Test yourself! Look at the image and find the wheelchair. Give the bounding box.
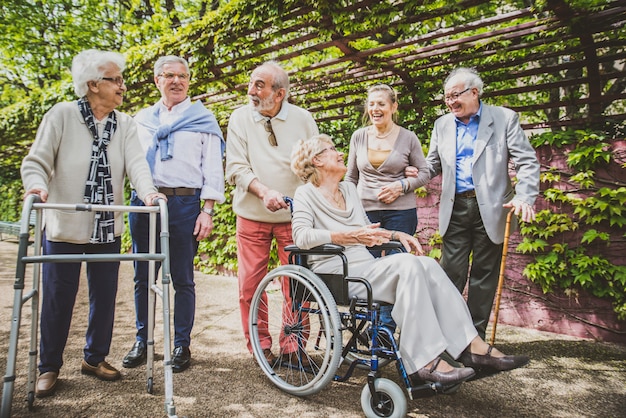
[249,242,463,418]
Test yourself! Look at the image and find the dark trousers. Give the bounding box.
[39,237,121,373]
[129,190,200,348]
[365,208,418,330]
[440,196,503,339]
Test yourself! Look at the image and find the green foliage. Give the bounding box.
[521,129,626,319]
[0,0,625,321]
[427,231,442,260]
[195,185,238,275]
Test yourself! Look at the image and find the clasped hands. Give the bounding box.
[354,224,424,255]
[377,182,403,204]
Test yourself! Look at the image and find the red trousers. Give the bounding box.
[236,216,295,353]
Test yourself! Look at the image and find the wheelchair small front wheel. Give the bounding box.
[360,378,407,418]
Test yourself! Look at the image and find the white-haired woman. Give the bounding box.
[21,49,164,398]
[290,134,529,387]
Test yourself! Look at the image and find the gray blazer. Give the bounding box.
[425,104,540,244]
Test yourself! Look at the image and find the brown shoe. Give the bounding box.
[262,348,277,364]
[279,349,311,368]
[35,371,58,398]
[81,360,121,381]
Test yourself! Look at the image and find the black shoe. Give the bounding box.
[360,326,395,349]
[122,340,146,368]
[459,346,530,372]
[171,346,191,373]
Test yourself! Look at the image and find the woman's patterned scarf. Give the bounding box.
[78,97,117,244]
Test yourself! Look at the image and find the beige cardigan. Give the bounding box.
[21,101,157,244]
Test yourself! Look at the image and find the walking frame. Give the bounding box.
[1,194,178,418]
[489,208,515,346]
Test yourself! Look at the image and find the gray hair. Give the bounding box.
[256,60,290,100]
[290,134,334,186]
[153,55,190,77]
[71,49,126,98]
[444,67,484,97]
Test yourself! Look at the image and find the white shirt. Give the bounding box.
[135,97,225,203]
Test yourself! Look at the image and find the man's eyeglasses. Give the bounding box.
[249,80,265,91]
[265,119,277,147]
[101,77,125,87]
[158,72,190,81]
[444,87,471,102]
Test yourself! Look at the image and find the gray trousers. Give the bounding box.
[440,195,504,339]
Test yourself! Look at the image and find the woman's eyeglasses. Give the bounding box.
[316,146,337,156]
[101,77,125,87]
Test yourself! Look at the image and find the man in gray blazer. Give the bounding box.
[425,67,540,339]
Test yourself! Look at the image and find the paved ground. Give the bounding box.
[0,239,624,417]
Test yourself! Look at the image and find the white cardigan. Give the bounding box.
[21,101,156,244]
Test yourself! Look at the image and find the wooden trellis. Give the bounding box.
[179,0,626,134]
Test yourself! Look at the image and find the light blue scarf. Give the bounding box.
[136,101,224,173]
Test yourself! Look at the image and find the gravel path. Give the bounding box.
[0,240,624,417]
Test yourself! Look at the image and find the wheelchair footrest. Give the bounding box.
[410,381,460,399]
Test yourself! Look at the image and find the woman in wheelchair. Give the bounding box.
[289,134,529,387]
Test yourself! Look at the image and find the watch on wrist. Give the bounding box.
[202,207,215,216]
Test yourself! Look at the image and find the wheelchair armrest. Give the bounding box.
[285,243,346,255]
[367,240,404,252]
[286,244,349,288]
[345,276,373,310]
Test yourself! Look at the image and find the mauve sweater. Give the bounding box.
[345,126,430,211]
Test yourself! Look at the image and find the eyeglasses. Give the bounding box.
[265,119,277,146]
[249,80,265,91]
[158,72,190,81]
[444,87,471,102]
[101,77,125,87]
[316,146,337,156]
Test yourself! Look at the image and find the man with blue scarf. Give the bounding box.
[123,56,225,372]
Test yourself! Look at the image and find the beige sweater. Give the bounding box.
[226,102,318,223]
[21,101,157,244]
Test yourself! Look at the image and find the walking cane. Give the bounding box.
[489,208,515,346]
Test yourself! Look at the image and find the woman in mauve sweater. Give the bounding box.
[345,84,430,241]
[345,84,431,330]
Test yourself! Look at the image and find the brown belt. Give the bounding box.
[158,187,197,196]
[456,190,476,198]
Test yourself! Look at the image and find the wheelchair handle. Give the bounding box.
[283,196,293,212]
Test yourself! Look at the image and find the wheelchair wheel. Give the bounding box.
[249,265,342,397]
[360,378,407,418]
